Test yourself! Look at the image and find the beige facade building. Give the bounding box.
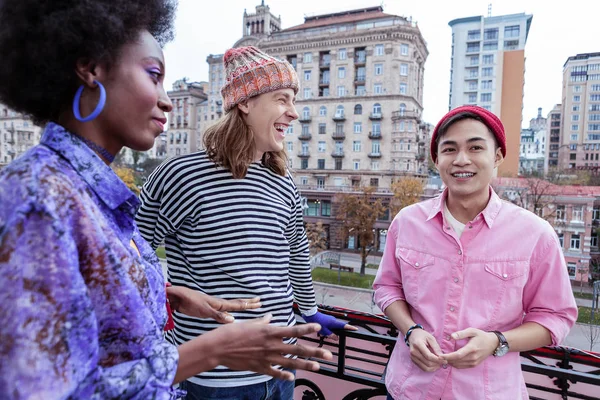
[0,104,41,165]
[558,52,600,171]
[217,4,430,191]
[165,79,208,158]
[448,13,533,176]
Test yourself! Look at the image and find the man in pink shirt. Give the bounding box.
[373,105,578,400]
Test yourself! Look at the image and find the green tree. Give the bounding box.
[336,186,385,275]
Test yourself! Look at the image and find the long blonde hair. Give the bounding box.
[203,107,288,179]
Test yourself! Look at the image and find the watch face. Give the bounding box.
[495,344,509,357]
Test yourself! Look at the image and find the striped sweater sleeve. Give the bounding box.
[286,179,317,314]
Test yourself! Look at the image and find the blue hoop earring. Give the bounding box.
[72,80,106,122]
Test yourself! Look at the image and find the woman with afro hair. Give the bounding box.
[0,1,331,399]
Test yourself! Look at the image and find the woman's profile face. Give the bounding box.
[98,30,173,152]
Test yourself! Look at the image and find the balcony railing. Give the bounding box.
[331,151,345,158]
[354,75,366,84]
[391,110,421,120]
[332,132,346,140]
[298,152,310,158]
[369,112,382,120]
[299,116,312,123]
[368,152,382,158]
[293,305,600,400]
[298,134,312,141]
[332,114,346,122]
[368,132,382,140]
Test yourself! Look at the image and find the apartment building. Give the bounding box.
[519,107,546,175]
[0,104,41,164]
[558,52,600,171]
[165,79,208,158]
[546,104,562,173]
[448,13,533,176]
[495,177,600,285]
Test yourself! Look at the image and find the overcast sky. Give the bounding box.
[163,0,600,127]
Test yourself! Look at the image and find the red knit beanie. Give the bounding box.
[221,46,299,112]
[430,105,506,162]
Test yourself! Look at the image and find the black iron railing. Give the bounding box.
[294,305,600,400]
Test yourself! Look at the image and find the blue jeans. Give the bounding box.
[180,375,295,400]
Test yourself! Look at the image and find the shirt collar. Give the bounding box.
[40,122,139,211]
[426,186,502,228]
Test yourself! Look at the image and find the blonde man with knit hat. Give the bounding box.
[136,46,355,400]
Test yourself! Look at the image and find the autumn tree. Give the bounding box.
[495,176,557,221]
[336,186,386,275]
[390,177,425,217]
[113,166,139,195]
[305,222,327,257]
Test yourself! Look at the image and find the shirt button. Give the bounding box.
[446,226,451,230]
[446,334,451,340]
[469,225,473,229]
[454,277,459,283]
[502,273,508,278]
[458,250,462,255]
[450,306,455,312]
[442,364,448,369]
[415,262,420,267]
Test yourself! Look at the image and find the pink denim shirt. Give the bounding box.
[373,188,577,400]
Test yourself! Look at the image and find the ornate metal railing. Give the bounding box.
[294,305,600,400]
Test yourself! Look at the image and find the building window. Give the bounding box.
[337,86,345,97]
[354,104,362,115]
[482,67,493,77]
[372,141,381,154]
[338,48,346,60]
[482,54,494,65]
[504,25,520,38]
[467,43,480,53]
[301,159,308,169]
[592,235,598,248]
[303,52,312,63]
[374,64,383,75]
[504,40,519,50]
[484,28,498,40]
[400,63,408,76]
[400,83,407,94]
[286,141,293,152]
[556,205,565,220]
[573,206,584,221]
[317,159,325,169]
[593,207,600,220]
[353,160,360,170]
[470,56,479,66]
[573,95,581,102]
[467,30,480,40]
[480,93,491,102]
[304,70,311,81]
[318,141,326,153]
[570,234,581,250]
[374,84,383,94]
[483,42,498,51]
[573,105,580,112]
[567,262,576,279]
[481,80,492,90]
[375,44,384,56]
[558,233,564,248]
[371,161,380,171]
[335,105,344,117]
[302,124,310,135]
[300,176,308,185]
[571,134,578,141]
[303,88,311,99]
[338,67,346,79]
[319,106,327,116]
[354,122,362,133]
[373,103,382,115]
[318,123,326,134]
[400,43,409,55]
[356,85,366,96]
[353,140,361,152]
[468,93,477,103]
[321,201,331,216]
[572,124,579,131]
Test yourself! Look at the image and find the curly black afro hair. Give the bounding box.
[0,0,178,125]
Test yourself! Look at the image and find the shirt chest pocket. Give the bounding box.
[475,261,529,322]
[396,248,436,305]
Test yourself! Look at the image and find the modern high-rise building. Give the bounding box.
[546,104,562,173]
[558,52,600,171]
[448,13,533,176]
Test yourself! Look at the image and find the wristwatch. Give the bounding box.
[491,331,509,357]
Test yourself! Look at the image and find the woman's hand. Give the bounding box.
[167,285,261,323]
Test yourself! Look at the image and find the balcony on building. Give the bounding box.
[292,306,600,400]
[368,131,382,140]
[354,50,366,66]
[354,75,366,85]
[332,113,346,122]
[298,115,312,123]
[298,133,312,141]
[331,151,345,158]
[368,152,382,158]
[298,151,310,158]
[332,131,346,140]
[319,77,330,87]
[391,110,421,120]
[319,58,331,69]
[369,112,383,121]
